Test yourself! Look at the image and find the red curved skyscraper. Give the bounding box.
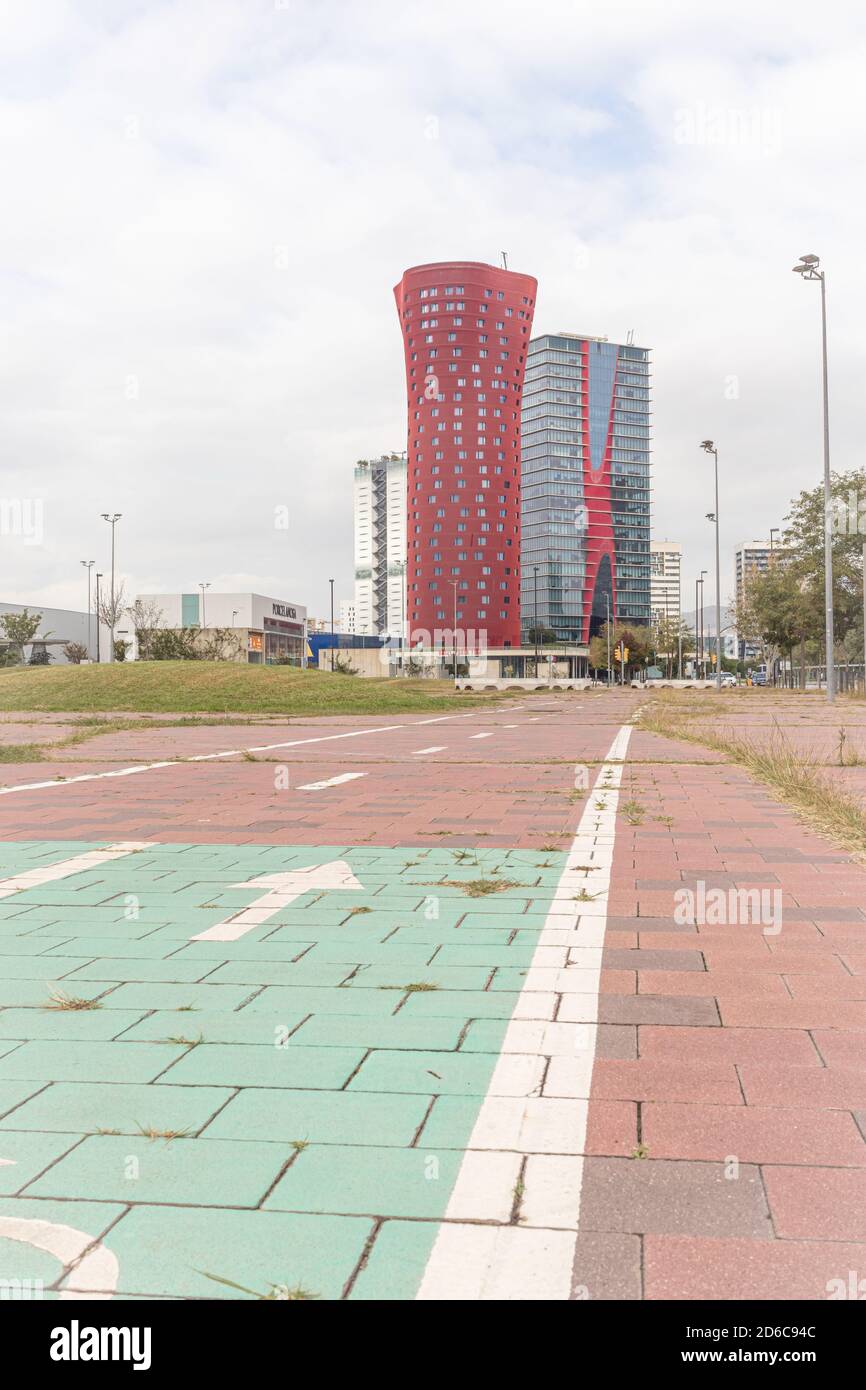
[394,261,537,650]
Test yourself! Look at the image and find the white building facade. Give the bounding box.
[135,592,307,665]
[353,454,407,639]
[650,541,682,628]
[0,601,111,663]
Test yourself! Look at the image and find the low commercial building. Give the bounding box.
[135,592,307,665]
[0,601,110,663]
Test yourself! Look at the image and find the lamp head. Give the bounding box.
[700,439,715,454]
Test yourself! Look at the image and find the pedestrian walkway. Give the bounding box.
[0,692,863,1299]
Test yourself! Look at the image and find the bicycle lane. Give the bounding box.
[0,702,639,1299]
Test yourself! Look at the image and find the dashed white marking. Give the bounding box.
[0,842,154,900]
[0,711,501,797]
[296,772,365,790]
[416,722,632,1301]
[191,861,363,942]
[413,746,447,755]
[469,732,494,740]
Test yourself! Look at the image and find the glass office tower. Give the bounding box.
[520,333,651,643]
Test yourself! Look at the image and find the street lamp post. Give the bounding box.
[329,579,335,672]
[95,573,103,662]
[700,441,723,692]
[793,254,834,703]
[533,564,540,675]
[677,564,683,678]
[101,514,122,662]
[80,560,95,660]
[450,579,458,686]
[604,591,612,685]
[699,571,707,678]
[199,582,211,630]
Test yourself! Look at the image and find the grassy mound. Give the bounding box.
[0,662,507,716]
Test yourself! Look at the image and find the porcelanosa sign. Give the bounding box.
[272,602,297,619]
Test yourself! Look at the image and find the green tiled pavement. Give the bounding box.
[0,839,566,1299]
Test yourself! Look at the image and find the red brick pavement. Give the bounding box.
[2,689,866,1299]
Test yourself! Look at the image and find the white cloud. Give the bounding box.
[1,0,865,619]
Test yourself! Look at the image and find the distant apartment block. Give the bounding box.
[353,454,407,638]
[735,540,774,612]
[650,541,681,628]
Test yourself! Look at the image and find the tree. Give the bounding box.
[0,609,43,662]
[589,622,652,678]
[63,642,88,664]
[653,616,694,677]
[525,625,557,645]
[781,469,866,661]
[125,598,164,660]
[96,582,127,647]
[736,562,819,690]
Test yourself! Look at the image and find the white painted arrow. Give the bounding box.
[189,860,364,943]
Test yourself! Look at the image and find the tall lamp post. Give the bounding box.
[793,253,834,702]
[198,582,211,629]
[329,579,335,672]
[95,573,103,662]
[80,560,95,660]
[533,564,540,674]
[101,513,121,662]
[450,579,459,686]
[700,440,723,691]
[604,591,612,685]
[698,571,707,678]
[677,564,683,678]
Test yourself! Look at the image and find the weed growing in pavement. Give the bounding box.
[44,991,101,1011]
[135,1124,194,1142]
[573,889,599,902]
[631,1143,650,1159]
[199,1272,320,1300]
[639,696,866,862]
[380,981,440,993]
[434,878,525,897]
[0,744,45,762]
[621,799,646,825]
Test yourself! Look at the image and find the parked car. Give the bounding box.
[720,672,737,687]
[752,670,767,686]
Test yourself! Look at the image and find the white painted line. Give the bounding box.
[0,842,154,900]
[413,746,447,755]
[0,702,532,799]
[297,772,365,790]
[0,724,405,797]
[191,860,363,942]
[416,722,631,1301]
[469,732,494,740]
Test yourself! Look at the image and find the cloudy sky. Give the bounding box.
[2,0,865,620]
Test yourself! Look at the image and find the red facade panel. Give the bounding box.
[394,260,537,650]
